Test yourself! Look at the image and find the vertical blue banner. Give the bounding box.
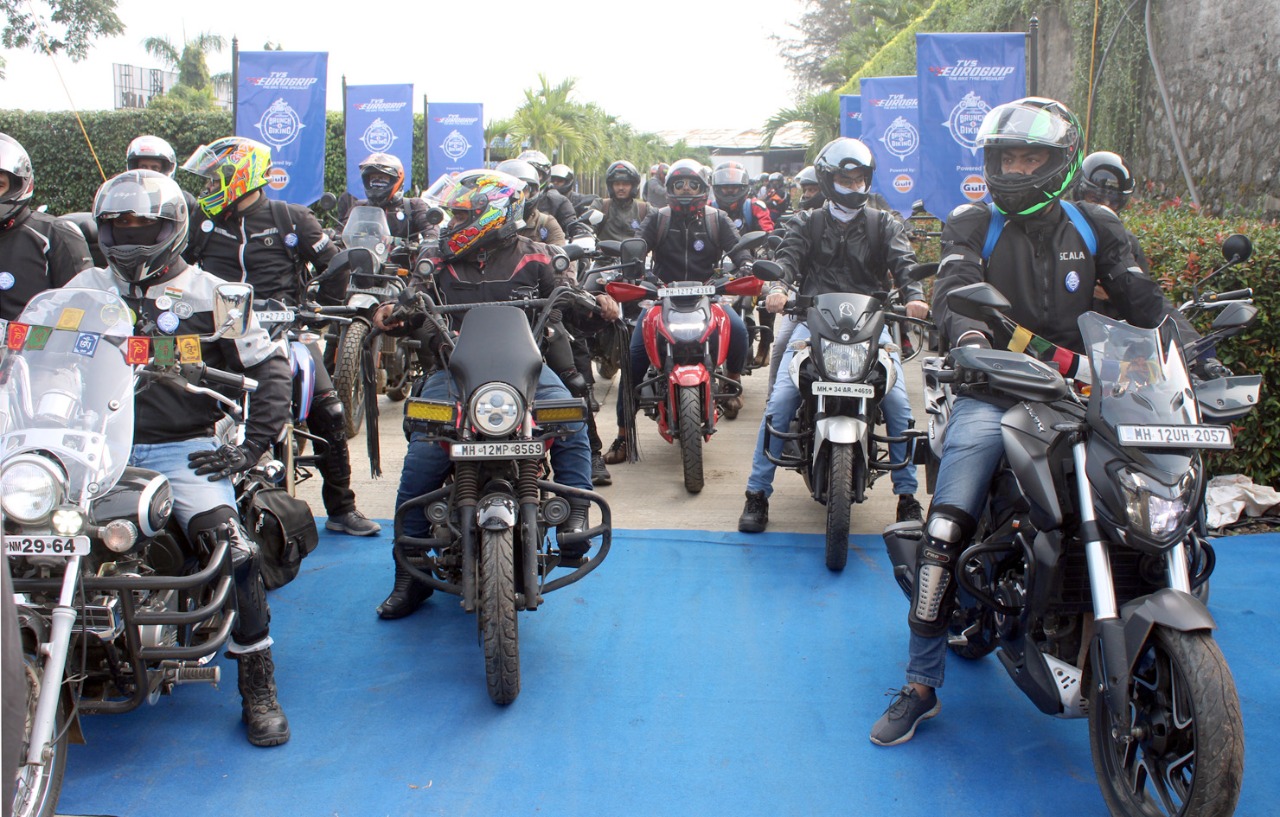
[236,51,328,205]
[426,103,485,181]
[839,95,862,139]
[860,76,920,218]
[345,84,415,197]
[916,33,1027,218]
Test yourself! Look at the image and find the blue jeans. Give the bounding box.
[905,395,1007,688]
[746,325,917,496]
[616,301,748,426]
[129,438,237,534]
[398,366,592,538]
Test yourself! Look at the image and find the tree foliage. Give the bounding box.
[770,0,855,92]
[142,31,227,111]
[1,0,124,77]
[760,90,839,162]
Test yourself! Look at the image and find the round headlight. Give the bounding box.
[1,458,63,523]
[469,383,524,437]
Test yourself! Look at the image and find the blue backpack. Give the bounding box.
[981,200,1097,262]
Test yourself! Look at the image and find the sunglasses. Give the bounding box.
[671,179,703,193]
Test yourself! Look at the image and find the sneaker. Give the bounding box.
[325,510,382,536]
[603,436,629,465]
[737,490,769,533]
[591,453,612,486]
[870,685,940,746]
[896,495,923,523]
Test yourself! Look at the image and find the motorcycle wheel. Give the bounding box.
[1088,626,1243,817]
[825,443,853,572]
[479,528,520,706]
[333,321,369,438]
[12,648,69,817]
[677,386,705,494]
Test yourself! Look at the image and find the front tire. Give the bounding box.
[677,386,705,494]
[479,528,520,706]
[1088,626,1244,817]
[12,648,69,817]
[333,321,370,438]
[825,443,854,571]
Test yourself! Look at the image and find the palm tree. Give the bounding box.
[143,31,226,91]
[761,90,838,162]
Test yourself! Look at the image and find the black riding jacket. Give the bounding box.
[0,208,94,321]
[773,205,922,304]
[934,201,1168,352]
[186,194,340,306]
[640,206,749,285]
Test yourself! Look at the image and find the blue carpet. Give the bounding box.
[57,528,1280,817]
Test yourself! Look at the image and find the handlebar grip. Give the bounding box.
[201,366,255,393]
[935,369,958,384]
[1209,288,1253,302]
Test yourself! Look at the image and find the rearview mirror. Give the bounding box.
[1221,234,1252,265]
[212,283,254,339]
[316,192,337,212]
[751,260,784,282]
[584,209,604,227]
[946,282,1010,322]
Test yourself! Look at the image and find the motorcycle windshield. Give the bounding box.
[0,288,137,505]
[342,206,393,264]
[1079,312,1197,429]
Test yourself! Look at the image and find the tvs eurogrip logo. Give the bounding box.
[962,174,987,202]
[927,59,1017,81]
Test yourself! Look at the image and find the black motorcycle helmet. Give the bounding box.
[665,159,709,215]
[978,97,1083,218]
[605,160,641,200]
[359,152,406,207]
[94,170,189,288]
[711,161,752,208]
[793,165,824,210]
[814,137,876,210]
[1076,150,1135,212]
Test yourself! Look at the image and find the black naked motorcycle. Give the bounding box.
[392,277,612,705]
[753,260,931,571]
[884,241,1259,816]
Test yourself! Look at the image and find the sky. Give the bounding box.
[1,0,805,134]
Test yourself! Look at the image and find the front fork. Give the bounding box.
[25,555,81,766]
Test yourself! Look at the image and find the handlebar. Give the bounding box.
[192,363,258,394]
[1206,288,1253,303]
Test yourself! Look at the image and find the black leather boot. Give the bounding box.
[376,559,432,620]
[236,648,290,747]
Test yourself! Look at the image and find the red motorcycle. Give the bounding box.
[606,255,763,493]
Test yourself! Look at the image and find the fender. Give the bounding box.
[288,340,315,422]
[814,415,866,451]
[641,304,664,369]
[476,494,518,531]
[670,364,710,388]
[1121,587,1216,664]
[707,301,731,364]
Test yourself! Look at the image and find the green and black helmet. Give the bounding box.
[977,97,1082,218]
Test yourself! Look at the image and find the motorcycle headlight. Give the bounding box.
[667,308,709,343]
[819,339,871,382]
[1,457,63,524]
[1118,467,1195,541]
[469,383,524,438]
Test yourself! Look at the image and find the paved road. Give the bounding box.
[304,353,933,536]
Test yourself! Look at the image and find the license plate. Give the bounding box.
[254,309,296,324]
[5,535,90,557]
[658,285,714,298]
[812,382,875,398]
[450,441,545,460]
[1116,424,1233,449]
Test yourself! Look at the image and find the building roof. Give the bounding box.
[654,122,813,150]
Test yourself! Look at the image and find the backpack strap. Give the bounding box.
[656,207,672,248]
[636,200,648,222]
[863,206,887,276]
[268,200,301,266]
[981,203,1005,262]
[1059,200,1098,256]
[188,215,214,264]
[704,206,720,247]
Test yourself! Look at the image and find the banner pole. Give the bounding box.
[1028,16,1039,97]
[231,37,239,132]
[422,94,429,186]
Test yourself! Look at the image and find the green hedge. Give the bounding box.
[0,109,432,216]
[1127,201,1280,486]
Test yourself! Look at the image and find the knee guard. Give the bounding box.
[188,506,271,645]
[308,391,347,441]
[908,506,975,638]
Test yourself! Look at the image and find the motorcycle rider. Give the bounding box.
[497,159,567,247]
[737,137,927,533]
[0,133,94,321]
[763,171,792,223]
[593,160,651,242]
[369,169,619,619]
[517,149,592,241]
[711,160,776,369]
[869,98,1174,747]
[643,163,669,208]
[126,134,200,216]
[602,158,753,464]
[351,152,440,256]
[549,163,600,215]
[180,136,381,537]
[793,166,824,212]
[69,169,294,746]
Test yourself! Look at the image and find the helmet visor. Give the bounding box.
[978,101,1077,150]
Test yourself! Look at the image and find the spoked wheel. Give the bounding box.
[333,321,370,438]
[1088,626,1244,817]
[478,528,520,705]
[12,648,69,817]
[824,443,853,571]
[677,386,705,494]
